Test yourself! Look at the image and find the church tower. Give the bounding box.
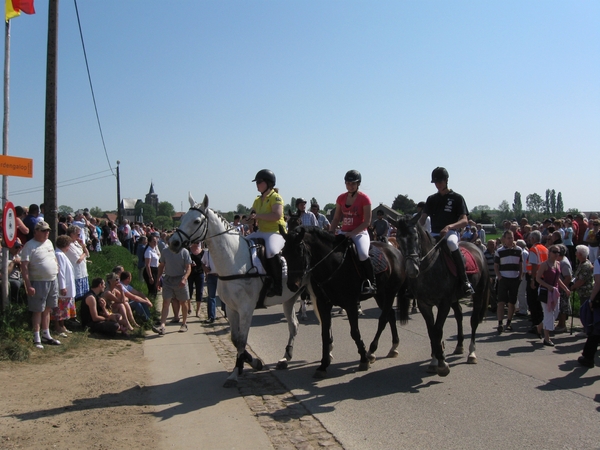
[145,182,159,212]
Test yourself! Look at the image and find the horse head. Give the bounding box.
[169,192,210,252]
[280,225,308,292]
[287,208,302,231]
[395,214,421,279]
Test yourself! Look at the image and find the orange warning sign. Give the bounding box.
[0,155,33,177]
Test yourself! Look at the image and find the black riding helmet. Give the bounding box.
[431,167,449,183]
[344,170,361,184]
[252,169,276,189]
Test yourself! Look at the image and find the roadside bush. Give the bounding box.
[0,302,32,361]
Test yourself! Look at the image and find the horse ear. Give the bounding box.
[279,224,287,238]
[188,192,195,207]
[408,212,420,227]
[202,195,209,209]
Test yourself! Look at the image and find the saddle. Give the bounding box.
[344,238,389,275]
[246,238,287,277]
[442,247,479,277]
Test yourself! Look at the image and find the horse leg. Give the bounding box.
[367,311,388,363]
[277,297,300,370]
[346,304,370,371]
[419,304,440,374]
[451,301,465,355]
[315,302,333,379]
[387,306,400,358]
[224,308,263,387]
[433,302,452,377]
[467,299,482,364]
[223,309,242,387]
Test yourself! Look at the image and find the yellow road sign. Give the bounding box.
[0,155,33,177]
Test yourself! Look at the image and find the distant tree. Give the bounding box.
[157,201,175,218]
[550,189,556,215]
[324,203,336,214]
[89,206,103,218]
[566,207,580,216]
[135,202,156,224]
[236,204,251,214]
[512,192,522,217]
[58,205,73,216]
[544,189,551,214]
[154,215,173,230]
[471,205,491,213]
[556,192,564,214]
[526,193,544,214]
[310,197,318,206]
[391,194,417,214]
[496,200,512,222]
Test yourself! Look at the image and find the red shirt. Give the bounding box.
[336,191,371,232]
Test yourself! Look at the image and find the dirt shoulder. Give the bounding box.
[0,335,158,450]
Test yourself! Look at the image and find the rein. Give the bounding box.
[417,234,446,275]
[300,236,350,287]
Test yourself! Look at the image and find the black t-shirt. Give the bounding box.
[423,190,469,234]
[80,290,103,328]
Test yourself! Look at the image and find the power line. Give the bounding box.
[73,0,114,175]
[11,171,114,196]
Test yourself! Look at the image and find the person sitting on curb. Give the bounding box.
[80,278,122,337]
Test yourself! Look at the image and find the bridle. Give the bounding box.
[288,234,350,287]
[174,206,238,248]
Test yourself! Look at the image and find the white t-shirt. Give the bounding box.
[144,245,161,268]
[21,239,58,281]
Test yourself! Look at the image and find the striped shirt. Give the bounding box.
[494,245,523,279]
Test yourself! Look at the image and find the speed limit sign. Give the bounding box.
[3,201,17,248]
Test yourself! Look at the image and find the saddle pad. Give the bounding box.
[369,246,388,275]
[443,247,479,277]
[249,244,287,277]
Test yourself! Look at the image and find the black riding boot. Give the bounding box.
[266,256,283,297]
[360,258,377,296]
[451,249,475,296]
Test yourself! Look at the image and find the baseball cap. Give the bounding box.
[34,221,51,231]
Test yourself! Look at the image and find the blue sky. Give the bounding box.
[3,1,599,215]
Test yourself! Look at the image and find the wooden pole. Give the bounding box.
[44,0,58,243]
[2,21,11,309]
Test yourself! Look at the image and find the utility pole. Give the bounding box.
[116,160,121,224]
[44,0,59,242]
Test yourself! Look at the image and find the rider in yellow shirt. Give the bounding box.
[246,169,286,298]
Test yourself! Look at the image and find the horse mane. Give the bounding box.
[193,203,240,235]
[297,225,336,243]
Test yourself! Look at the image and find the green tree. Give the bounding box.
[526,193,544,214]
[58,205,73,216]
[512,192,522,217]
[89,206,103,218]
[550,189,556,215]
[236,204,251,214]
[497,200,512,222]
[556,192,564,214]
[135,202,156,224]
[544,189,551,214]
[157,201,175,218]
[154,215,173,230]
[324,203,336,214]
[391,194,417,214]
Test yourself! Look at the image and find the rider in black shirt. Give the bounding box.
[420,167,475,296]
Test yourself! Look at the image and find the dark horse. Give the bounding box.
[281,225,408,378]
[395,214,489,376]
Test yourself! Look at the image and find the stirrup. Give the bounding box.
[361,280,376,295]
[463,282,475,295]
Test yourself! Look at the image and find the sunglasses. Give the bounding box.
[550,250,561,254]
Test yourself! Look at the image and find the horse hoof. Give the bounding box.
[467,356,478,364]
[453,346,464,355]
[427,365,437,374]
[411,307,418,314]
[386,350,399,358]
[223,379,238,388]
[358,361,370,371]
[437,364,450,377]
[368,353,376,364]
[276,360,288,370]
[313,370,327,379]
[300,315,307,321]
[253,359,264,371]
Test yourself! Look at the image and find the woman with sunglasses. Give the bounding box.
[535,244,571,346]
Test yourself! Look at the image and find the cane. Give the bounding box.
[569,291,575,336]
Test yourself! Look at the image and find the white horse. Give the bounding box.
[169,194,309,387]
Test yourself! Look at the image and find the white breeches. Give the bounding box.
[340,229,370,261]
[247,231,284,258]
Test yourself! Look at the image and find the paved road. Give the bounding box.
[246,299,600,450]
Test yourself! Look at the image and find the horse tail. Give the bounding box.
[396,283,411,325]
[474,277,490,324]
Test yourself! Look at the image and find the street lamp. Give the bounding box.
[116,160,121,224]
